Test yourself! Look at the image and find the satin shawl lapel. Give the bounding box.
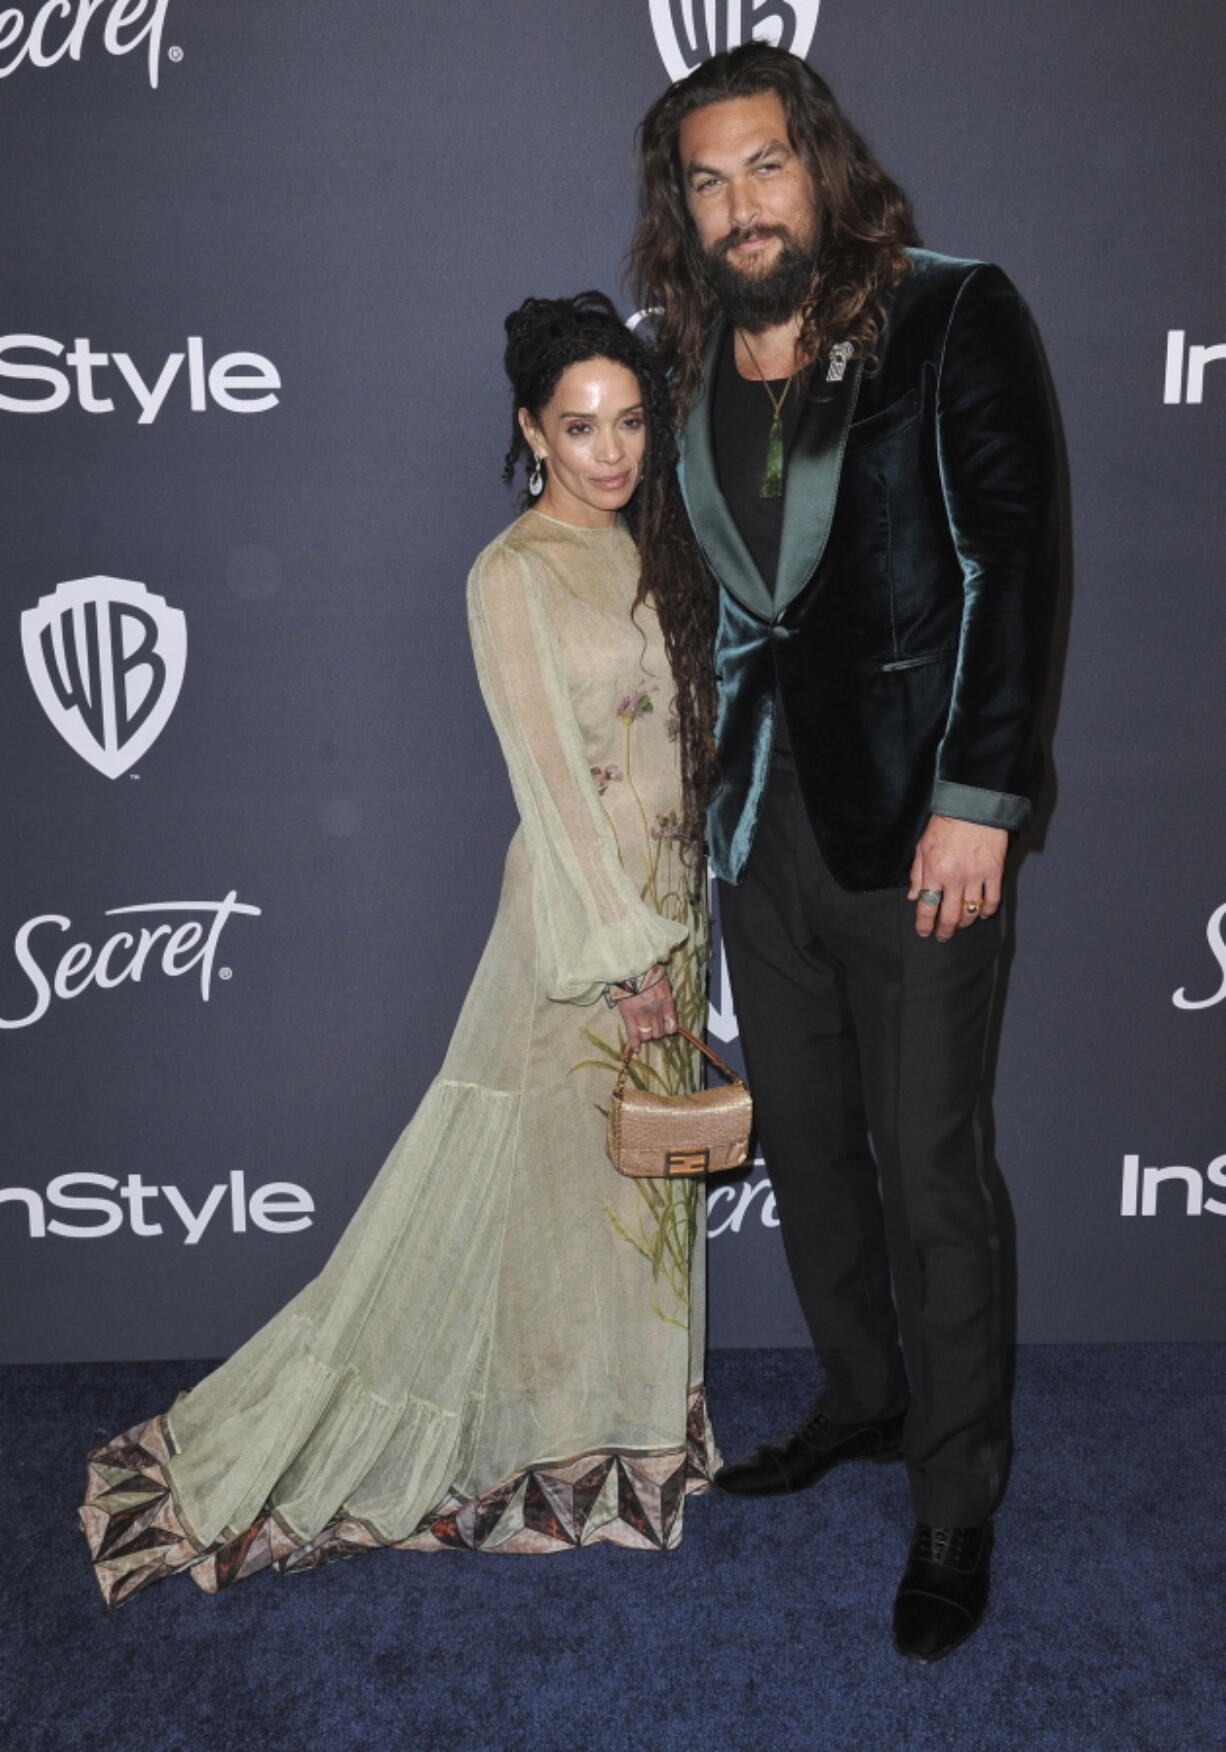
[773,357,863,618]
[677,331,773,623]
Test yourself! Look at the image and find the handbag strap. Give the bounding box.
[614,1021,744,1094]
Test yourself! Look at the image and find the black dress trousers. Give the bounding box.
[719,752,1015,1527]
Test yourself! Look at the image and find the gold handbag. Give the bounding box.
[606,1023,752,1178]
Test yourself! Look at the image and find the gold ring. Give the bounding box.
[964,901,981,914]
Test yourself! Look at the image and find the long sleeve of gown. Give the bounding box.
[468,540,689,1005]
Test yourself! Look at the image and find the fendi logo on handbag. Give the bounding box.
[666,1148,710,1176]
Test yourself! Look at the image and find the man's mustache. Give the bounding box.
[713,223,793,258]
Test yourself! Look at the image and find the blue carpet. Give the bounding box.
[3,1346,1222,1752]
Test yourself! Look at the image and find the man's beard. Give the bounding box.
[701,225,817,332]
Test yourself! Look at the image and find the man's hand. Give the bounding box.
[908,815,1008,941]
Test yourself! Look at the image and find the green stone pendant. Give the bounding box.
[760,413,784,498]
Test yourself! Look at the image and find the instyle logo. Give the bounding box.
[23,576,186,778]
[1120,1154,1226,1217]
[1163,330,1226,404]
[650,0,820,83]
[0,0,175,90]
[0,892,261,1030]
[0,336,280,424]
[1171,903,1226,1010]
[0,1171,313,1242]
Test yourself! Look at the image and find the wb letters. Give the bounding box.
[650,0,820,82]
[23,577,187,779]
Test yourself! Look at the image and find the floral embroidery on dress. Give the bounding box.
[569,677,707,1328]
[651,811,683,842]
[590,764,624,796]
[616,687,656,724]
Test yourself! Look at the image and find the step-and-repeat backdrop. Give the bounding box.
[1,2,1223,1362]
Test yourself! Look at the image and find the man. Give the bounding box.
[632,45,1058,1661]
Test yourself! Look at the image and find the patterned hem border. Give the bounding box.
[80,1385,717,1607]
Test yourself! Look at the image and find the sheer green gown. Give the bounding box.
[81,509,716,1606]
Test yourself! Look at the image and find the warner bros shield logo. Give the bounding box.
[22,577,187,778]
[650,0,821,83]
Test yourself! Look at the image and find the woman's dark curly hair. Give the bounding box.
[630,44,919,414]
[502,291,717,893]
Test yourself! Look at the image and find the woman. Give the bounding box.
[80,292,720,1606]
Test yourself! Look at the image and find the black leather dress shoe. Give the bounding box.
[892,1521,993,1662]
[713,1404,906,1496]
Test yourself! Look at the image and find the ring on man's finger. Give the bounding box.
[918,888,943,906]
[964,900,981,914]
[637,1024,652,1036]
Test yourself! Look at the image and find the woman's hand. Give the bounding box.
[617,974,678,1051]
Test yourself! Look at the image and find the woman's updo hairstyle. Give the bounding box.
[502,290,666,508]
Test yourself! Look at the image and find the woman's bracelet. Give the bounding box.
[603,963,666,1007]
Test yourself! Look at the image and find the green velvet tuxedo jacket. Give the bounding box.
[678,248,1060,891]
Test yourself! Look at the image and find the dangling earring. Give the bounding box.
[528,454,544,496]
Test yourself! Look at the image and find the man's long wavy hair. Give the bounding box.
[502,292,717,893]
[630,45,920,414]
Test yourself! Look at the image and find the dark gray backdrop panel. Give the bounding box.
[0,1,1222,1361]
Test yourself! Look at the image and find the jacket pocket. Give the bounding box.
[872,647,956,675]
[845,386,920,451]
